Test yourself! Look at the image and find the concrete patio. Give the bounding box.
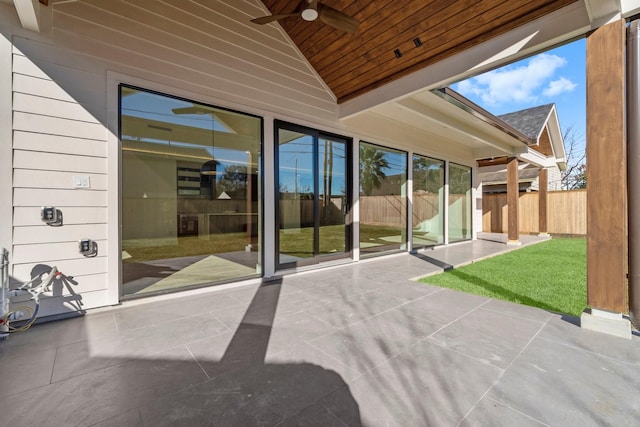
[1,236,639,426]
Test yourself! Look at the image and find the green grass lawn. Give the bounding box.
[420,238,587,317]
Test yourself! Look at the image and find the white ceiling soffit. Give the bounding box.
[359,90,528,158]
[13,0,42,32]
[586,0,640,26]
[338,0,629,119]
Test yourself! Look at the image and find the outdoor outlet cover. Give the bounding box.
[72,175,91,189]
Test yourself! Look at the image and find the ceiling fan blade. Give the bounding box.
[251,13,299,25]
[318,4,359,33]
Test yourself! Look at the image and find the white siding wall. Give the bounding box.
[2,0,339,315]
[11,42,110,314]
[548,165,563,190]
[0,0,480,315]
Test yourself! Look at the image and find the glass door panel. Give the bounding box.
[359,142,407,256]
[412,155,444,248]
[278,129,315,264]
[448,163,472,242]
[319,137,348,256]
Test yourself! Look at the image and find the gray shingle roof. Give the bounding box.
[497,104,554,139]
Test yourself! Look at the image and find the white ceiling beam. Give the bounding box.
[13,0,41,32]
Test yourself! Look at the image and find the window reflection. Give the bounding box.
[448,163,472,242]
[120,85,261,297]
[359,142,407,256]
[413,155,445,247]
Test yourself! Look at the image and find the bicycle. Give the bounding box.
[1,248,72,340]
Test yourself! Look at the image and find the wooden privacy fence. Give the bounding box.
[482,189,586,235]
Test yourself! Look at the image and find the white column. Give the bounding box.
[443,161,450,245]
[406,152,413,252]
[352,138,360,261]
[263,117,276,277]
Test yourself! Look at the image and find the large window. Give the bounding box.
[448,163,472,242]
[120,85,262,297]
[412,155,444,247]
[359,142,407,256]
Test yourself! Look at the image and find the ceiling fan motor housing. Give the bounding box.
[301,8,318,21]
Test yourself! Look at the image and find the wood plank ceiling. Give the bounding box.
[258,0,577,103]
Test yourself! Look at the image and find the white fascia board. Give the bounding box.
[546,106,567,161]
[13,0,40,32]
[518,149,557,168]
[557,159,568,171]
[584,0,622,26]
[338,2,591,119]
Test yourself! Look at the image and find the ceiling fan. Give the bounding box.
[251,0,359,33]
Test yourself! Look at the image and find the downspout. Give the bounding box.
[627,20,640,329]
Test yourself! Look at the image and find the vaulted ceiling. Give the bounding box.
[258,0,577,103]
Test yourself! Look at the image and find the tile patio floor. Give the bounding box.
[1,235,639,426]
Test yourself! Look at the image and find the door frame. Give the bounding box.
[274,120,352,270]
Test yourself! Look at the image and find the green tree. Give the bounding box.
[217,164,247,198]
[359,145,389,196]
[413,157,443,193]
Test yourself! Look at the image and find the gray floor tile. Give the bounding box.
[428,307,544,368]
[460,397,546,427]
[89,409,143,427]
[113,292,240,331]
[309,309,441,374]
[51,312,229,382]
[0,345,208,427]
[265,342,361,383]
[213,285,320,330]
[136,357,355,426]
[0,346,56,398]
[277,400,350,427]
[322,339,502,426]
[370,281,440,302]
[2,312,118,351]
[538,313,640,365]
[305,291,407,329]
[488,337,640,426]
[481,298,554,323]
[395,288,489,325]
[189,311,338,379]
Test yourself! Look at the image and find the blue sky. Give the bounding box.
[452,38,586,151]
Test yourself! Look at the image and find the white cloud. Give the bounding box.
[543,77,577,97]
[454,53,576,106]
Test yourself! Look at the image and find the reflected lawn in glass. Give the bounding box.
[123,233,251,262]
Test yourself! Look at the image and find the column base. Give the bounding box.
[538,232,550,237]
[581,308,632,339]
[506,240,521,246]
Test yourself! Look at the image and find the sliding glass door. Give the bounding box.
[359,142,407,256]
[276,121,351,269]
[412,155,445,247]
[448,162,472,242]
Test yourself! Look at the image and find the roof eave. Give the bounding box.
[434,87,534,146]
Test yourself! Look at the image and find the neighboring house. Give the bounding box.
[0,1,635,335]
[479,104,567,194]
